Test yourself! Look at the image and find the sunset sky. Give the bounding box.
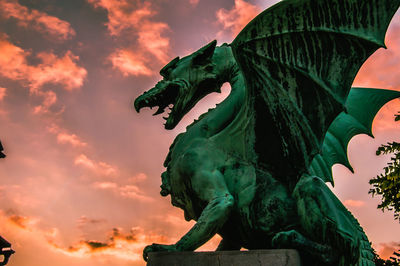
[0,0,399,265]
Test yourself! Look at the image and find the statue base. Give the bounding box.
[147,249,301,266]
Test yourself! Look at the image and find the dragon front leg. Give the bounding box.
[143,167,234,261]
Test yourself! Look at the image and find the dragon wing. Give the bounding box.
[230,0,399,185]
[309,88,400,185]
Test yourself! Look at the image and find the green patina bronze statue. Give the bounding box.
[134,0,400,265]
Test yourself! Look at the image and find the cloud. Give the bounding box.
[343,199,365,208]
[47,124,88,148]
[87,0,170,76]
[119,185,153,201]
[8,214,35,229]
[87,0,152,36]
[0,34,87,113]
[0,34,87,91]
[377,242,400,260]
[50,227,167,261]
[93,181,153,202]
[3,210,39,231]
[75,154,118,177]
[109,49,152,76]
[353,23,400,90]
[189,0,199,6]
[75,154,96,169]
[216,0,261,38]
[129,173,147,183]
[29,51,88,92]
[0,0,75,40]
[137,21,170,63]
[33,90,58,114]
[77,216,106,228]
[0,87,6,101]
[57,133,88,147]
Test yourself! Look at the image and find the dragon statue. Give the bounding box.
[134,0,400,265]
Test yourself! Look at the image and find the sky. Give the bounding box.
[0,0,399,265]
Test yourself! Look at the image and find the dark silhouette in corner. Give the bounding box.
[0,140,15,265]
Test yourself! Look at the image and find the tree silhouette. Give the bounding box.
[369,113,400,222]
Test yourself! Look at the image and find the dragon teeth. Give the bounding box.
[153,107,164,116]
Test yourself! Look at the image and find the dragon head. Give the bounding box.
[134,40,221,129]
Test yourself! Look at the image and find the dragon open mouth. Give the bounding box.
[134,80,184,129]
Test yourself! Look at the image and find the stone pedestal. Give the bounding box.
[147,249,301,266]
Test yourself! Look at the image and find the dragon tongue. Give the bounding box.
[152,106,165,116]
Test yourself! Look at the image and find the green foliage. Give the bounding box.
[369,112,400,221]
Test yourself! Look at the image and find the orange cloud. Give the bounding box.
[0,34,87,113]
[0,87,6,101]
[343,199,365,208]
[0,0,75,40]
[216,0,261,38]
[75,154,118,177]
[8,214,32,229]
[0,34,87,91]
[30,51,88,92]
[51,227,167,261]
[3,210,39,231]
[377,242,400,260]
[87,0,170,76]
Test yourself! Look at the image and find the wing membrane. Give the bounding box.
[309,88,400,184]
[231,0,399,183]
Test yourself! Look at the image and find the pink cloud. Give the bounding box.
[93,182,118,189]
[0,0,75,40]
[0,33,31,81]
[343,199,365,208]
[119,185,153,202]
[87,0,153,36]
[353,24,400,90]
[57,133,88,147]
[129,173,147,183]
[216,0,261,38]
[109,49,152,76]
[87,0,170,76]
[33,90,58,114]
[75,154,97,169]
[189,0,200,6]
[0,34,87,92]
[75,154,118,177]
[0,87,6,101]
[137,22,170,63]
[47,124,88,148]
[0,34,87,113]
[30,51,88,92]
[93,181,153,202]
